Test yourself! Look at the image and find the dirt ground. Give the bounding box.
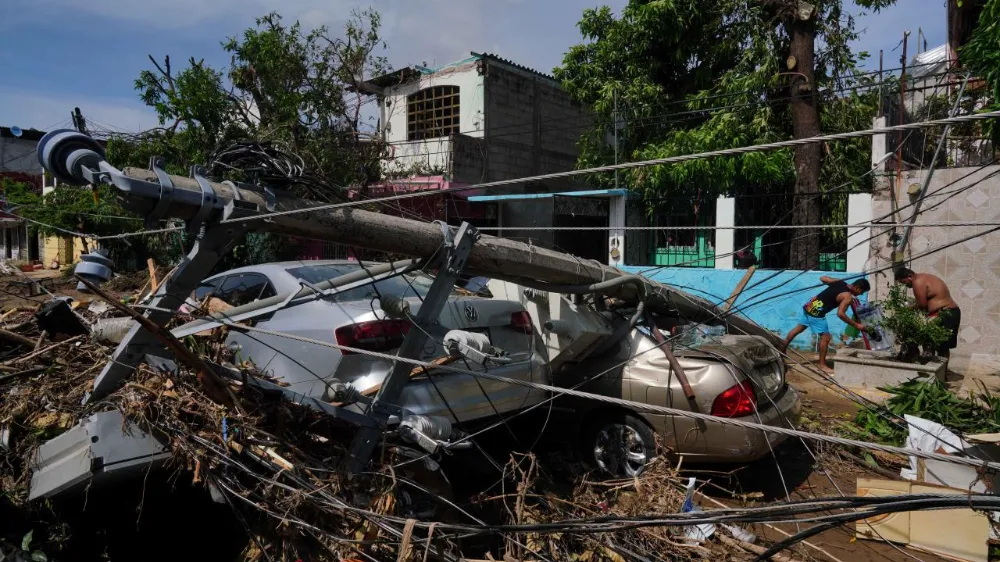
[722,365,953,562]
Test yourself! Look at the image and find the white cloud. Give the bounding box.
[0,89,159,133]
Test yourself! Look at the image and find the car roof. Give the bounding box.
[207,260,386,282]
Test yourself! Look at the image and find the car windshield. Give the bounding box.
[286,263,444,302]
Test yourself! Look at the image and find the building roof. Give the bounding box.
[368,67,427,89]
[910,44,950,80]
[1,126,46,142]
[470,52,557,82]
[468,188,628,202]
[369,52,560,90]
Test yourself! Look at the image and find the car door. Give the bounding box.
[217,273,281,372]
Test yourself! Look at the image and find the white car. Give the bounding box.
[189,260,550,422]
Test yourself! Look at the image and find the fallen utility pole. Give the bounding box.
[37,129,778,474]
[41,130,771,340]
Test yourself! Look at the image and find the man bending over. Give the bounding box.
[894,267,960,359]
[780,277,870,373]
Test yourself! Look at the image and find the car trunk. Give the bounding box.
[676,335,785,404]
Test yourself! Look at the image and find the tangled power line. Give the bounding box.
[12,102,1000,561]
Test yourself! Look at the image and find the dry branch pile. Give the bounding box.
[0,281,765,562]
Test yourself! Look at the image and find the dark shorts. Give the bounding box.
[931,307,961,352]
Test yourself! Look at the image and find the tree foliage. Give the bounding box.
[556,1,895,265]
[98,9,392,270]
[1,178,183,267]
[960,0,1000,142]
[110,9,390,198]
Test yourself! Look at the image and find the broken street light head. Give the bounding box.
[75,250,114,293]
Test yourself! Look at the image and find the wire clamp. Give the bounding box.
[145,157,176,229]
[188,166,218,235]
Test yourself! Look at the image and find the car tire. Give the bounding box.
[583,412,657,478]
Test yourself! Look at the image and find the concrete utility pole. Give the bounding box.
[39,128,774,338]
[34,127,779,477]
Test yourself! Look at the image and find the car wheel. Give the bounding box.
[586,413,656,478]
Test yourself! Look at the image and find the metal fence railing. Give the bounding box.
[645,196,717,268]
[627,191,854,271]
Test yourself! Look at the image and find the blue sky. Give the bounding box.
[0,0,945,134]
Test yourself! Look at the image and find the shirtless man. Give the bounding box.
[781,276,870,374]
[893,268,961,358]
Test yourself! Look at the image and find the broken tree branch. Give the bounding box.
[75,275,237,409]
[6,336,83,366]
[0,367,47,386]
[0,328,36,348]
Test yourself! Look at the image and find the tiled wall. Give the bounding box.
[870,165,1000,354]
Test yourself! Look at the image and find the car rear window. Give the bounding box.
[286,264,449,302]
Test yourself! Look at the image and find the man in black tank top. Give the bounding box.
[780,276,871,373]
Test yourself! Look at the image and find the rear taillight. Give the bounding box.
[711,380,757,418]
[335,319,411,354]
[510,311,533,334]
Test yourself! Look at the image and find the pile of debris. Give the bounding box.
[0,280,771,562]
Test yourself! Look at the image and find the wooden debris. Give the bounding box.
[147,258,159,294]
[0,308,21,322]
[6,335,84,366]
[0,328,36,348]
[76,275,237,409]
[332,355,460,406]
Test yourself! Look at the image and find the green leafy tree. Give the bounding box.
[557,0,895,268]
[101,9,392,270]
[1,178,182,268]
[959,0,1000,143]
[114,10,390,197]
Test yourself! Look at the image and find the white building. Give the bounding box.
[366,52,592,190]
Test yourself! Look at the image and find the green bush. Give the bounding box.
[877,284,952,358]
[852,378,1000,446]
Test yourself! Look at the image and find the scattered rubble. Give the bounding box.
[0,272,775,562]
[0,266,984,562]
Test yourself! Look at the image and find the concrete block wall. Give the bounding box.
[484,62,590,191]
[450,134,488,184]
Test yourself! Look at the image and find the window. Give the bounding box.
[407,85,460,141]
[194,278,223,301]
[216,273,277,307]
[286,264,457,303]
